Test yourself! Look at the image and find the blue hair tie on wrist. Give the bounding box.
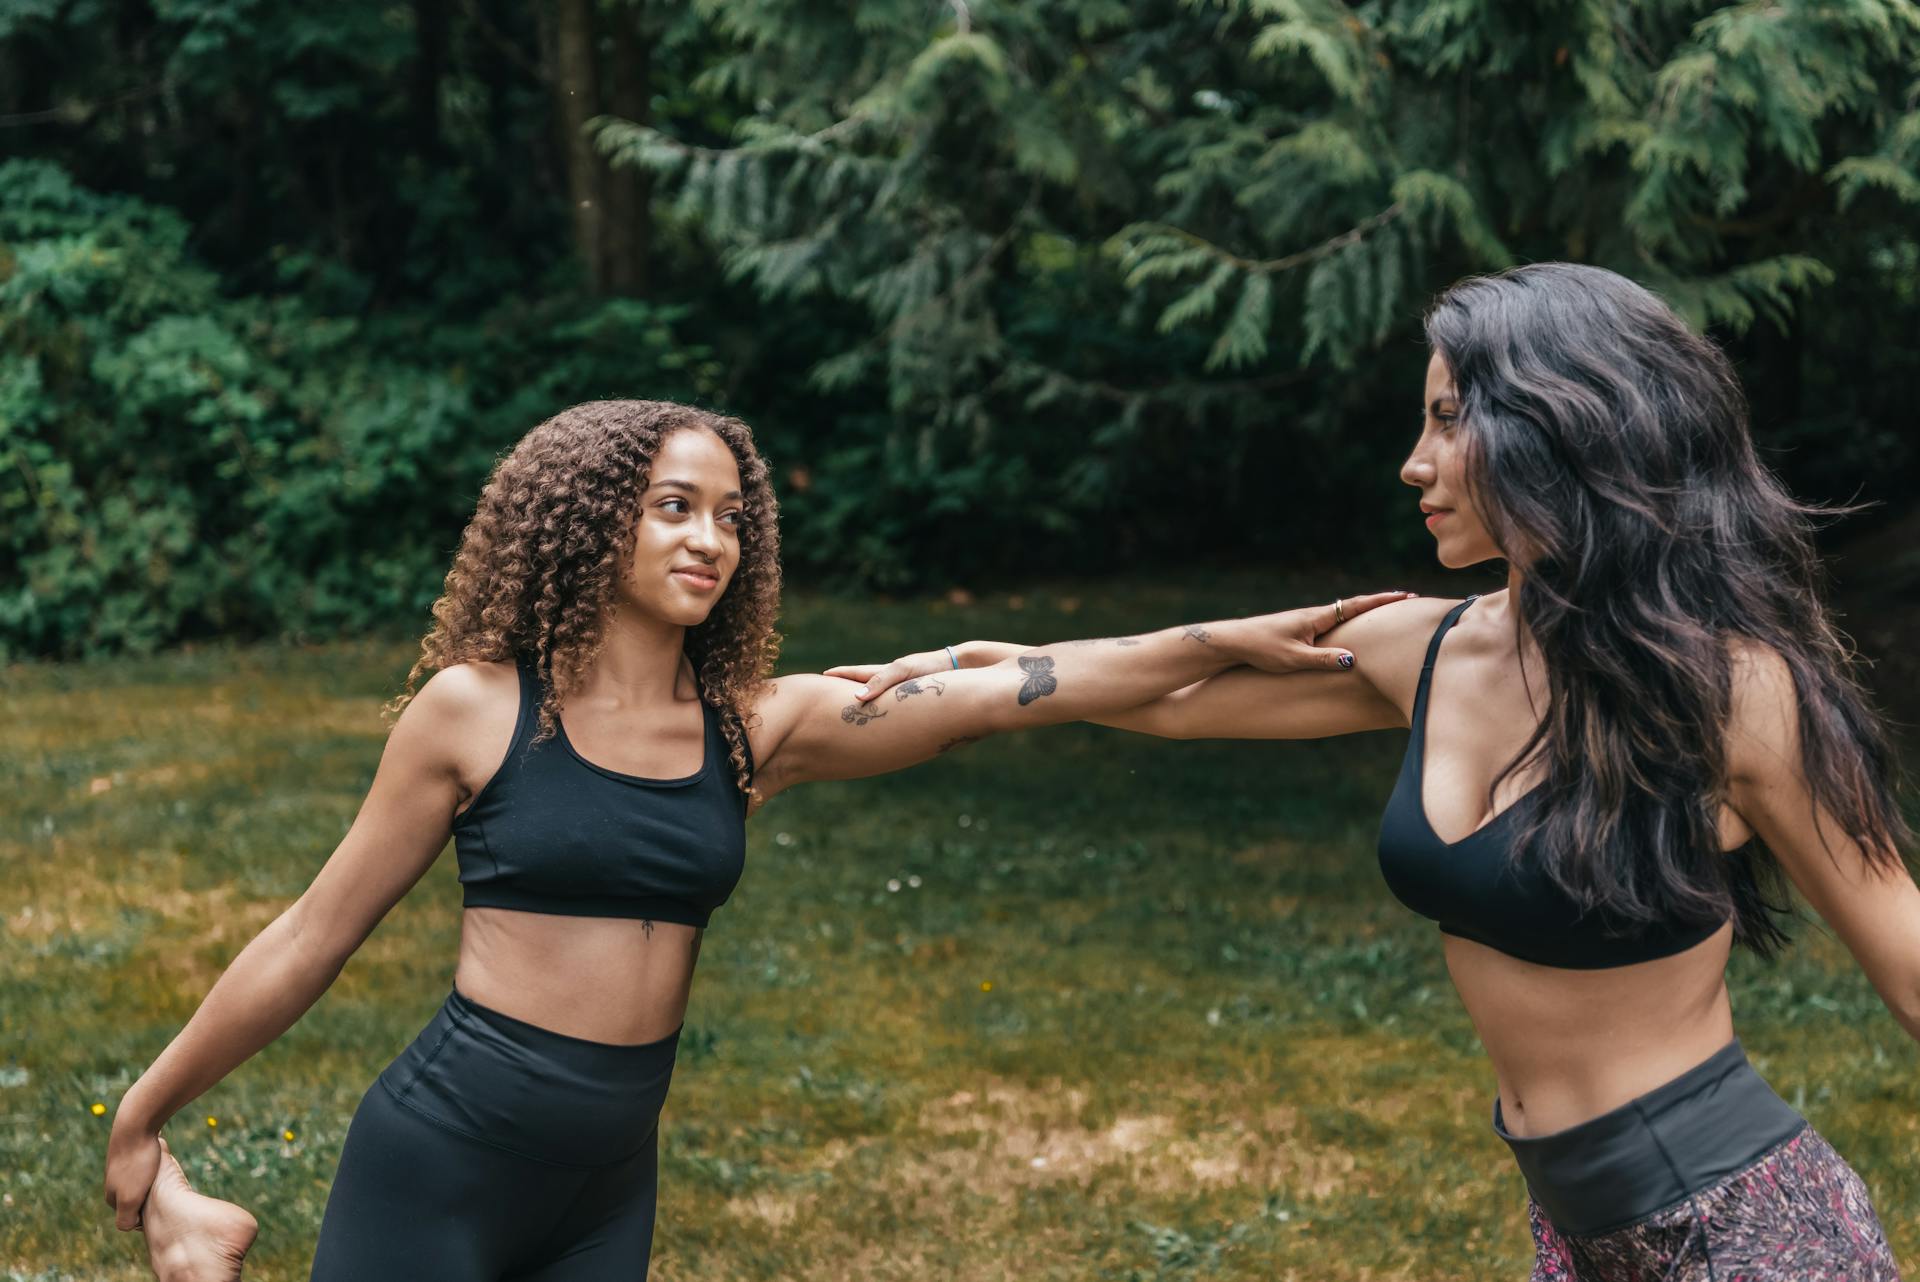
[945,644,959,670]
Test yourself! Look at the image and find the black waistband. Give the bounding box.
[377,987,680,1168]
[1492,1039,1806,1237]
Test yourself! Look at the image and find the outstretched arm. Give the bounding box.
[1727,644,1920,1043]
[102,666,503,1231]
[750,594,1411,799]
[826,593,1445,743]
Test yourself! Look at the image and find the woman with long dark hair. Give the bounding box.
[849,263,1915,1277]
[103,400,1400,1280]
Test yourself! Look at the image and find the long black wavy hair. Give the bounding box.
[1424,263,1909,955]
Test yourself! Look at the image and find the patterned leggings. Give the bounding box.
[1527,1128,1901,1282]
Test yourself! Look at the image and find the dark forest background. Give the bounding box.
[4,0,1919,661]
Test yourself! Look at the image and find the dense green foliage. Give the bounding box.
[0,158,713,654]
[4,1,1919,656]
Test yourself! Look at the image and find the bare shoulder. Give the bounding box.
[746,672,856,743]
[387,662,523,794]
[740,672,860,798]
[1324,593,1463,648]
[1727,637,1795,702]
[1725,639,1800,784]
[404,661,521,729]
[1322,595,1467,713]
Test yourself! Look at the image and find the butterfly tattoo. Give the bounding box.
[1016,655,1058,706]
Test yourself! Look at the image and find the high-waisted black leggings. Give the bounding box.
[310,987,679,1281]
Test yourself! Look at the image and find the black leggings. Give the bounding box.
[310,987,679,1281]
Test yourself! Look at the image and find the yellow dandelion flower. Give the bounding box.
[206,1115,218,1128]
[283,1129,296,1142]
[90,1102,107,1116]
[980,981,993,992]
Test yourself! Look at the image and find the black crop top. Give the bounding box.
[452,660,748,926]
[1376,598,1726,969]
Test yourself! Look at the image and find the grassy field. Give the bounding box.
[4,578,1917,1281]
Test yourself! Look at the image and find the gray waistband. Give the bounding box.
[1492,1039,1806,1237]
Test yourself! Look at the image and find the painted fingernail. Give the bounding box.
[1338,654,1355,669]
[857,686,870,698]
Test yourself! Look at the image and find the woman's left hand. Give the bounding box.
[1212,591,1413,674]
[825,643,997,703]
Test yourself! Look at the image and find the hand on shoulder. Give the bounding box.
[1322,591,1463,646]
[1320,593,1470,712]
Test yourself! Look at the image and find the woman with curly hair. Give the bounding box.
[101,399,1404,1281]
[846,264,1917,1279]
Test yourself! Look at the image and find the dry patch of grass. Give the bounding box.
[913,1080,1358,1200]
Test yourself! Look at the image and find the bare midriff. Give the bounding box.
[1447,920,1737,1137]
[453,906,702,1046]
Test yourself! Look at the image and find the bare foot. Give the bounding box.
[141,1138,257,1282]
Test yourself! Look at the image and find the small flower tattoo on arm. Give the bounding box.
[842,702,888,726]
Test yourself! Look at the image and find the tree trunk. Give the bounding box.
[225,90,261,265]
[550,0,607,292]
[411,0,449,160]
[479,0,556,234]
[0,39,22,120]
[604,1,651,297]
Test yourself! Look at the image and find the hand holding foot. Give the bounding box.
[142,1138,257,1282]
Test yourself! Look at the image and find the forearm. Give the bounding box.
[942,640,1203,729]
[773,594,1403,787]
[971,622,1243,732]
[117,905,348,1132]
[812,595,1404,766]
[954,640,1029,667]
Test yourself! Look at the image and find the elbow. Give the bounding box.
[962,677,1031,738]
[1088,705,1187,740]
[1132,706,1191,740]
[281,897,362,976]
[973,701,1022,739]
[1896,985,1920,1044]
[1157,714,1197,741]
[1875,965,1920,1043]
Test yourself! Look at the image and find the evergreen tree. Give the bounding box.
[606,0,1920,574]
[4,1,1917,652]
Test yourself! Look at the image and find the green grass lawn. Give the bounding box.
[4,579,1916,1281]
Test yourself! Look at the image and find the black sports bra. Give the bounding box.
[452,659,748,926]
[1376,598,1726,969]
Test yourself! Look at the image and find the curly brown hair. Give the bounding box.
[390,400,782,794]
